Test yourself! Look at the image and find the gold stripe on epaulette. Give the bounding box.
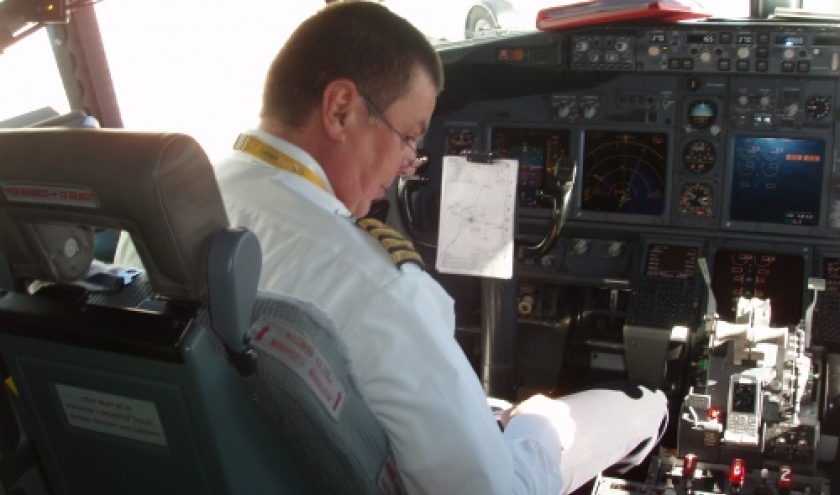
[357,218,425,270]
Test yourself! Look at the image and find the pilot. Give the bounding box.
[115,2,667,494]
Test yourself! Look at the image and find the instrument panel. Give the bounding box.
[411,19,840,492]
[424,23,840,335]
[572,25,840,76]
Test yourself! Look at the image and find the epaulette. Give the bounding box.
[356,218,425,270]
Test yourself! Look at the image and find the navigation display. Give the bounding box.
[581,131,668,215]
[712,249,805,326]
[645,243,700,280]
[490,127,571,208]
[729,137,825,226]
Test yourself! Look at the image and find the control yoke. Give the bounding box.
[397,150,497,250]
[517,157,577,261]
[398,154,577,254]
[396,155,438,250]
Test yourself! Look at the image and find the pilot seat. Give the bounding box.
[0,128,402,495]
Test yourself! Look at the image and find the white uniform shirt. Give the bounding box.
[213,130,564,495]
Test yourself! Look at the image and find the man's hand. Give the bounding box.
[499,394,576,450]
[499,394,558,427]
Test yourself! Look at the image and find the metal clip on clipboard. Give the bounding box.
[460,150,496,164]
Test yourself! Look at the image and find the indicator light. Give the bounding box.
[683,453,698,479]
[778,465,793,491]
[728,458,746,492]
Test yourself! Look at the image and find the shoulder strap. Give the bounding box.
[356,218,425,270]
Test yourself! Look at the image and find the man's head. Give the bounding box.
[260,1,444,217]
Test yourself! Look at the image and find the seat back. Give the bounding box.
[0,128,309,494]
[0,112,102,492]
[242,294,405,494]
[0,128,402,495]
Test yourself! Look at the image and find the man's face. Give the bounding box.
[334,68,437,218]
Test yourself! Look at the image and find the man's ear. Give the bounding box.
[321,79,358,142]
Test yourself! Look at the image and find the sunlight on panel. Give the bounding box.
[94,0,324,161]
[0,30,70,123]
[699,0,750,16]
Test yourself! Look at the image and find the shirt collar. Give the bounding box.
[238,128,352,219]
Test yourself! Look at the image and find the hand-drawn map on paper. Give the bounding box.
[435,155,518,279]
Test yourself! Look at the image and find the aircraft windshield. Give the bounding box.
[1,0,838,158]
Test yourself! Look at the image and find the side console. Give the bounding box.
[593,458,828,495]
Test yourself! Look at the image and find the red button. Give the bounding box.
[778,465,793,490]
[683,453,698,479]
[729,458,746,485]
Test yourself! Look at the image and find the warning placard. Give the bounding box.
[2,183,98,208]
[55,383,167,446]
[251,319,347,420]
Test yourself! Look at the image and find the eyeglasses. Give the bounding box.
[359,92,428,169]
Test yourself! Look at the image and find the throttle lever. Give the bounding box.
[517,157,577,261]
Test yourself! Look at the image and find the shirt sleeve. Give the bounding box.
[505,416,564,495]
[342,270,563,495]
[112,231,144,269]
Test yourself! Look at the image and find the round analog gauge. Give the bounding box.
[687,99,717,130]
[682,139,717,174]
[678,182,714,217]
[805,95,832,120]
[581,131,668,215]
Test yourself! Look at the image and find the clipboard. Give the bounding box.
[435,151,519,279]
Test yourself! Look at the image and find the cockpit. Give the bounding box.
[0,0,838,493]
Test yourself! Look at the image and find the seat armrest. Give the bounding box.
[207,228,261,373]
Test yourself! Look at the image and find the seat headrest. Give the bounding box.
[0,128,228,303]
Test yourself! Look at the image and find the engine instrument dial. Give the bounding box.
[679,182,714,217]
[682,139,717,174]
[805,95,832,120]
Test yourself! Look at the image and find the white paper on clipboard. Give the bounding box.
[435,155,518,279]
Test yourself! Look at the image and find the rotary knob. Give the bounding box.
[805,95,831,119]
[605,241,625,258]
[556,103,572,118]
[782,103,799,117]
[571,239,591,255]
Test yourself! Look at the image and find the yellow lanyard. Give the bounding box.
[233,133,328,192]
